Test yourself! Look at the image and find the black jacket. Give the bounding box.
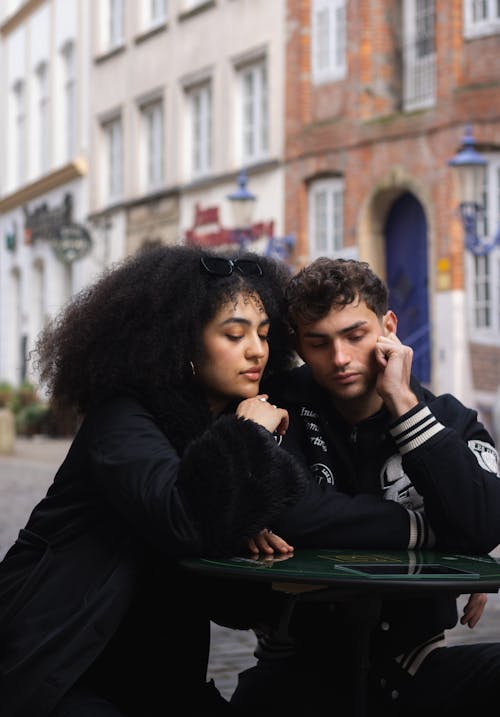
[0,392,307,717]
[266,365,500,662]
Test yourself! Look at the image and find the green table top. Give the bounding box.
[181,549,500,594]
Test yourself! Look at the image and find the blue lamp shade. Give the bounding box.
[448,125,487,205]
[227,170,257,229]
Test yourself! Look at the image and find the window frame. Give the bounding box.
[102,115,123,203]
[311,0,347,85]
[108,0,125,50]
[308,177,345,259]
[61,41,76,162]
[466,155,500,344]
[13,79,26,186]
[402,0,436,111]
[463,0,500,39]
[237,59,268,165]
[140,97,165,191]
[150,0,167,25]
[186,80,212,179]
[35,61,50,174]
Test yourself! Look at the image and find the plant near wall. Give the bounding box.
[15,401,51,437]
[0,380,76,437]
[11,381,50,437]
[0,381,14,409]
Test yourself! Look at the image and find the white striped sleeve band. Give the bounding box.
[396,633,447,675]
[407,508,435,549]
[390,405,445,455]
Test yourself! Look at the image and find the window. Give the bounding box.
[102,116,123,201]
[108,0,124,49]
[61,42,76,161]
[13,80,26,185]
[238,61,268,164]
[140,98,164,191]
[403,0,436,111]
[464,0,500,37]
[308,178,344,258]
[35,62,49,174]
[311,0,346,84]
[468,156,500,342]
[150,0,167,24]
[188,82,212,177]
[139,0,167,33]
[184,0,207,10]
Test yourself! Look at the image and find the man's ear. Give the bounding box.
[290,331,304,361]
[382,310,397,336]
[290,331,306,362]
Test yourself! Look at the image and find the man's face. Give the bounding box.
[295,299,395,416]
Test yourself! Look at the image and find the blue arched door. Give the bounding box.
[384,192,431,384]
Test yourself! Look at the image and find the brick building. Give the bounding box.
[284,0,500,435]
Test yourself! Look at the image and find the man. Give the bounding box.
[230,257,500,716]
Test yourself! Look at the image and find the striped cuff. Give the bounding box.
[395,633,447,675]
[390,405,445,455]
[407,509,435,549]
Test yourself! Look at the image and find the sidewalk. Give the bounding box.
[1,435,72,465]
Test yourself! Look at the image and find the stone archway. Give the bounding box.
[357,166,433,280]
[356,168,433,384]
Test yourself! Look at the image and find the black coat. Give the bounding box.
[0,393,307,717]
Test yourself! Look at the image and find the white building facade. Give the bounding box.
[88,0,287,258]
[0,0,98,387]
[0,0,288,389]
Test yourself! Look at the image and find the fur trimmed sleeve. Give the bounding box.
[176,415,309,557]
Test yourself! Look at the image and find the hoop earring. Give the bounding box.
[189,361,196,377]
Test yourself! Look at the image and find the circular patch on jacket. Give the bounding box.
[311,462,334,485]
[468,440,499,474]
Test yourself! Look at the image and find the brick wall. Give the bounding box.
[284,0,500,401]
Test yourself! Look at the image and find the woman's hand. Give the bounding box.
[236,394,289,436]
[460,592,488,628]
[246,528,294,555]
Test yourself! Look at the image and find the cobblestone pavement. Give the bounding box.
[1,437,500,701]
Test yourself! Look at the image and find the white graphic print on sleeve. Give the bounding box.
[380,453,424,511]
[467,440,499,475]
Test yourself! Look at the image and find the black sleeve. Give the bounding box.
[273,479,416,549]
[88,397,308,559]
[177,414,309,557]
[389,398,500,553]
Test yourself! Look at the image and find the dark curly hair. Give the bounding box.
[34,244,295,417]
[286,257,388,329]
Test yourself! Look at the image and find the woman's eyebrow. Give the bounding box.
[219,317,270,328]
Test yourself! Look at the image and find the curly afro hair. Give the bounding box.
[34,244,295,417]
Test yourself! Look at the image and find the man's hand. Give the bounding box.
[246,528,294,555]
[374,332,418,418]
[460,592,488,628]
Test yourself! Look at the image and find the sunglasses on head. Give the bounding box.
[200,256,263,277]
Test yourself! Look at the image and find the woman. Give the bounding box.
[0,245,308,717]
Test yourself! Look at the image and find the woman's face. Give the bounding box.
[196,291,270,415]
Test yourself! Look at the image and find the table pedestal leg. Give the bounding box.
[340,597,382,717]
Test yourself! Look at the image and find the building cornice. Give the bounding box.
[0,0,45,36]
[0,159,87,213]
